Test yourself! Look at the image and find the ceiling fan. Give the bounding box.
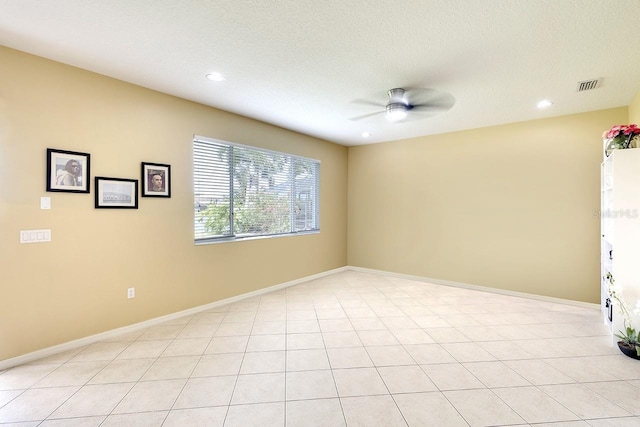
[350,87,455,122]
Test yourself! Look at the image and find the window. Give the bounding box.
[193,135,320,243]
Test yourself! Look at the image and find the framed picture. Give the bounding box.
[95,177,138,209]
[141,162,171,197]
[46,148,91,193]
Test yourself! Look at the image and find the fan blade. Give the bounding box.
[351,98,387,108]
[398,109,441,122]
[411,94,455,112]
[349,110,386,121]
[405,88,455,110]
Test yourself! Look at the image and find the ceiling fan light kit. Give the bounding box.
[386,103,409,122]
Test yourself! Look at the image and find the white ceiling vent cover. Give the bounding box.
[577,79,601,92]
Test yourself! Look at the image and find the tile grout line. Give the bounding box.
[158,314,223,426]
[37,329,149,424]
[97,317,197,425]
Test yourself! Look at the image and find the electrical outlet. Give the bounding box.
[127,288,135,299]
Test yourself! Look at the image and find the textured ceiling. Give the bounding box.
[1,0,639,146]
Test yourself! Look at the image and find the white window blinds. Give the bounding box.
[194,136,320,242]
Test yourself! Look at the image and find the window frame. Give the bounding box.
[193,135,320,244]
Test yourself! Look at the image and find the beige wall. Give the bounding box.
[629,90,640,124]
[0,47,348,362]
[347,108,628,303]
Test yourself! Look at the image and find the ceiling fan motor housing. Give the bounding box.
[387,88,407,104]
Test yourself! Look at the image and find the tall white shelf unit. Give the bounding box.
[601,148,640,341]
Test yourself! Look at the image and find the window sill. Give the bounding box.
[195,230,320,245]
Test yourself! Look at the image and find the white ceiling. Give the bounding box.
[1,0,639,146]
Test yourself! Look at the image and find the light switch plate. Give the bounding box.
[41,197,51,209]
[20,229,51,243]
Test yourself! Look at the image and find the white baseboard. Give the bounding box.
[0,266,348,371]
[1,264,598,370]
[348,266,600,310]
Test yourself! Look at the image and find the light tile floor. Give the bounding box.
[2,271,640,426]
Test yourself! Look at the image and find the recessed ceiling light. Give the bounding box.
[362,132,372,138]
[537,99,553,109]
[205,72,225,82]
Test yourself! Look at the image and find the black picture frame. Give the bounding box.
[141,162,171,198]
[46,148,91,193]
[95,177,138,209]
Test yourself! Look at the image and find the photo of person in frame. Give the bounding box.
[147,169,165,192]
[56,158,82,186]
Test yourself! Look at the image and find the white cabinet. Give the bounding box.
[601,148,640,340]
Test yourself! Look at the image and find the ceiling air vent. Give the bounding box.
[577,79,601,92]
